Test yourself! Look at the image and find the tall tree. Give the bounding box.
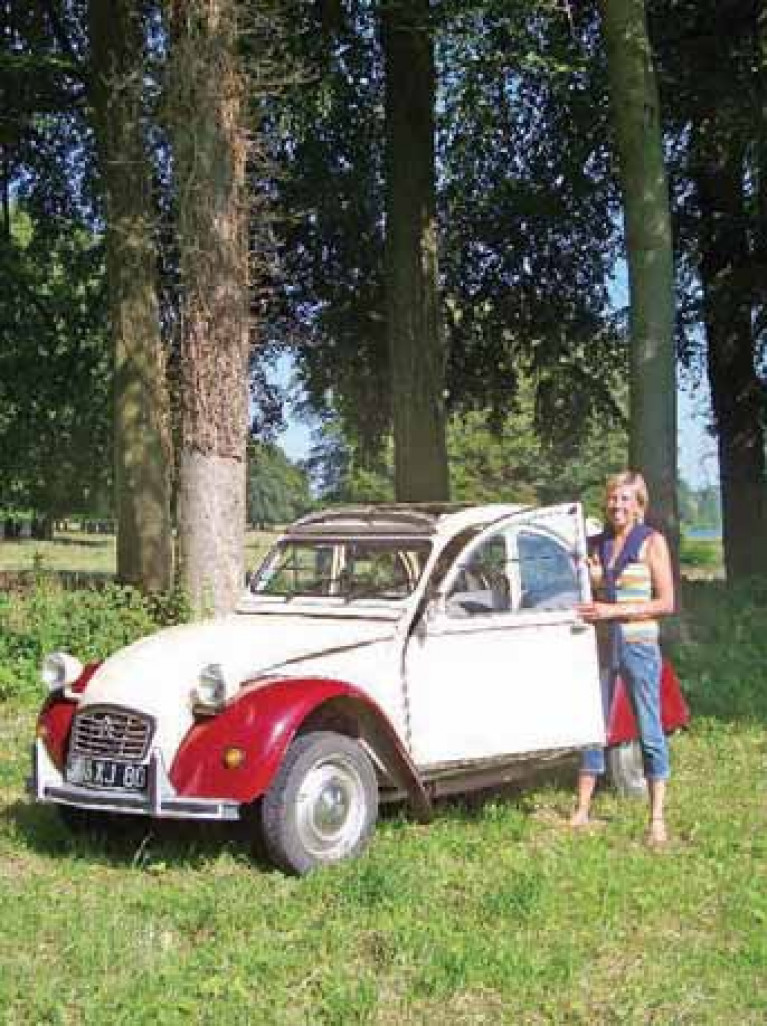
[88,0,173,592]
[599,0,678,546]
[381,0,449,500]
[267,3,626,479]
[654,0,767,581]
[693,128,767,580]
[166,0,250,614]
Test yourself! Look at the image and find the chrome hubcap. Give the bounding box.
[295,756,366,858]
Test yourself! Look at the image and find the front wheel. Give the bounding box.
[260,731,379,875]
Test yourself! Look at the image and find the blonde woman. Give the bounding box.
[571,471,675,845]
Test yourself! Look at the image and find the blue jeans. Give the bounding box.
[582,636,669,781]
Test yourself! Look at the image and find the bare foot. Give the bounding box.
[569,810,591,829]
[647,818,668,847]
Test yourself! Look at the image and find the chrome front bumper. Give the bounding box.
[30,739,240,821]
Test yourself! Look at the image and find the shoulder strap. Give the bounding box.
[600,524,653,601]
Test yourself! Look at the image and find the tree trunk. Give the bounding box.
[599,0,678,551]
[693,125,767,581]
[88,0,173,592]
[382,0,449,501]
[166,0,249,615]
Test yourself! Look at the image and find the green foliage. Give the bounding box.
[448,393,628,513]
[1,2,109,517]
[0,583,189,703]
[264,1,390,454]
[265,1,626,463]
[678,478,721,531]
[672,579,767,722]
[0,202,111,516]
[247,441,312,527]
[680,535,721,570]
[310,380,628,508]
[438,2,625,431]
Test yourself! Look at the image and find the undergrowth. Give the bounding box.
[0,583,190,702]
[672,579,767,722]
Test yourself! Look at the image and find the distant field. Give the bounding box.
[0,527,724,582]
[0,529,280,579]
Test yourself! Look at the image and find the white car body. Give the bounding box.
[33,501,606,871]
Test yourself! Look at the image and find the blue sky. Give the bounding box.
[678,382,718,489]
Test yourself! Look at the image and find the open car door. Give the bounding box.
[405,503,605,768]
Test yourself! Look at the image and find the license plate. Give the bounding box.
[66,755,148,792]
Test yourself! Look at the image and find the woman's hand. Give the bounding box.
[576,601,615,622]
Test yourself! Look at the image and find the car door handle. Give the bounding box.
[570,622,590,634]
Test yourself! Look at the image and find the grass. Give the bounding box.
[0,529,280,578]
[1,581,765,1023]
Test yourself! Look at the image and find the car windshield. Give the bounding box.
[251,538,432,600]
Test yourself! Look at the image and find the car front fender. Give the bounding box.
[169,676,433,822]
[35,663,101,769]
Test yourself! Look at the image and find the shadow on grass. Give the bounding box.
[7,760,581,872]
[383,754,580,825]
[4,797,277,873]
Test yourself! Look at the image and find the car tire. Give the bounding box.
[260,731,379,875]
[607,741,647,798]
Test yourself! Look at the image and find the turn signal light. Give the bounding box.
[222,747,246,770]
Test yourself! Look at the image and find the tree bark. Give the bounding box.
[693,124,767,581]
[382,0,449,501]
[166,0,249,615]
[88,0,173,593]
[599,0,678,551]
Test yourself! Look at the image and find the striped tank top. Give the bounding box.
[613,558,659,644]
[596,524,660,651]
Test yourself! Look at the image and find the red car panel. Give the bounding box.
[36,663,101,769]
[169,676,416,807]
[607,661,689,746]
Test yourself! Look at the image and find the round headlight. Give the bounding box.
[192,663,231,711]
[41,652,84,692]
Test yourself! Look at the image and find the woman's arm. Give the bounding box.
[577,531,675,623]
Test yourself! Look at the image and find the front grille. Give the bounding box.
[70,706,154,762]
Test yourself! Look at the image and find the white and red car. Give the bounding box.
[32,502,688,873]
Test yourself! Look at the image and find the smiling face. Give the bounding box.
[605,483,643,533]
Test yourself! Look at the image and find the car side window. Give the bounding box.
[517,530,579,610]
[446,535,511,617]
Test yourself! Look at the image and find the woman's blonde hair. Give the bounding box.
[605,470,649,522]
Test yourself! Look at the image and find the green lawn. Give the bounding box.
[1,704,765,1024]
[0,529,279,578]
[0,572,763,1024]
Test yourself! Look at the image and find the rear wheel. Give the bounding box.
[260,731,378,875]
[607,741,647,798]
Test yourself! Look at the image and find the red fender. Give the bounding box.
[607,660,690,747]
[36,663,101,769]
[169,676,433,821]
